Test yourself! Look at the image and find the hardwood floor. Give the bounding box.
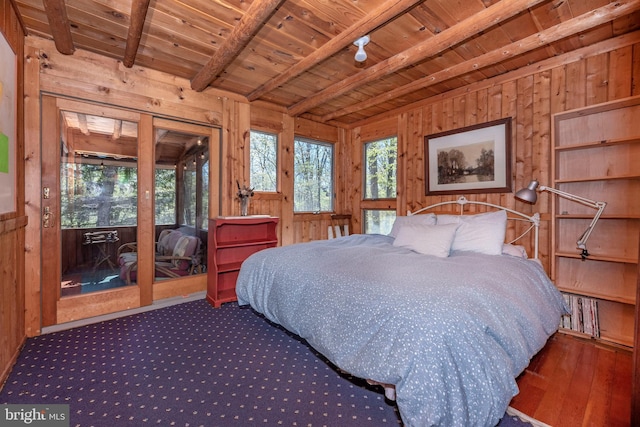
[510,332,632,427]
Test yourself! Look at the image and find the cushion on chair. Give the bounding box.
[118,229,202,283]
[161,230,184,256]
[156,229,174,255]
[171,235,198,270]
[118,252,138,282]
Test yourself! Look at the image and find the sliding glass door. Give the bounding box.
[41,97,220,327]
[150,119,218,299]
[40,97,143,327]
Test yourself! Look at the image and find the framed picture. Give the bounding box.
[425,117,512,195]
[0,32,16,214]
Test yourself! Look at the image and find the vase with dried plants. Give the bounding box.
[236,181,254,216]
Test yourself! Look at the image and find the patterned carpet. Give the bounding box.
[0,300,535,426]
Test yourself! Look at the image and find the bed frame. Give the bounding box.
[407,196,541,259]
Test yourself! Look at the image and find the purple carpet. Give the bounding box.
[0,300,533,426]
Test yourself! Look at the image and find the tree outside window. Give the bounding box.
[155,167,176,225]
[250,130,277,192]
[294,138,333,212]
[181,155,209,229]
[363,209,396,235]
[60,160,138,228]
[363,137,397,234]
[364,137,397,199]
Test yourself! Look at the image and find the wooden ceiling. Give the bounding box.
[13,0,640,125]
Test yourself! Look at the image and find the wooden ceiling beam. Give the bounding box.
[70,131,137,159]
[190,0,284,92]
[287,0,546,117]
[322,0,640,122]
[123,0,151,68]
[42,0,75,55]
[77,113,89,136]
[113,120,123,140]
[247,0,426,102]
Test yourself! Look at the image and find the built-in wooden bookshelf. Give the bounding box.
[207,217,279,308]
[552,95,640,348]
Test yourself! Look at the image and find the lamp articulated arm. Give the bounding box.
[515,180,607,260]
[538,185,607,255]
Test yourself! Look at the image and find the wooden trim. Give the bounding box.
[633,232,640,424]
[279,114,295,245]
[56,98,141,121]
[0,215,27,234]
[138,114,154,306]
[153,275,206,301]
[23,44,42,337]
[7,0,27,35]
[56,286,140,324]
[41,95,59,327]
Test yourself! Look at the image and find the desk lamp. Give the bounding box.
[515,179,606,260]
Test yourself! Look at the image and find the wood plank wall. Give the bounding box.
[0,0,26,387]
[20,36,351,338]
[13,25,640,345]
[349,31,640,272]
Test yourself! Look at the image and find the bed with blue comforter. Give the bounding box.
[236,233,565,426]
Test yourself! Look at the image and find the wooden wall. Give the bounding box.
[7,15,640,389]
[0,0,25,387]
[348,31,640,272]
[21,35,350,337]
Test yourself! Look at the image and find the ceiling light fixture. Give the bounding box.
[353,35,370,62]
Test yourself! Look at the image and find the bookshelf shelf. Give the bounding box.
[206,217,279,308]
[552,96,640,348]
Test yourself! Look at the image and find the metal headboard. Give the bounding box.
[407,196,541,259]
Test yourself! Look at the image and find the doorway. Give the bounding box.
[40,97,220,327]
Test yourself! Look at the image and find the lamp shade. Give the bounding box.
[353,35,370,62]
[355,45,367,61]
[515,180,540,203]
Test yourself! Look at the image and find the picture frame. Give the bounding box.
[0,31,17,214]
[424,117,512,195]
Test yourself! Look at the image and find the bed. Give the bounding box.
[235,197,567,427]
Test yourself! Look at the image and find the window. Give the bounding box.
[250,130,278,192]
[60,160,138,228]
[294,138,333,212]
[364,137,397,199]
[178,140,209,230]
[363,209,396,235]
[155,167,176,225]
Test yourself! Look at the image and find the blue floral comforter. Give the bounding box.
[236,234,566,427]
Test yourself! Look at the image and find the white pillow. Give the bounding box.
[392,223,459,258]
[502,244,528,258]
[437,210,507,255]
[388,213,436,238]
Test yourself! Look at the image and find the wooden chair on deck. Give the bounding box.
[117,229,202,285]
[328,214,352,239]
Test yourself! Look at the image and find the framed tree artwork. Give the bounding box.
[425,117,512,196]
